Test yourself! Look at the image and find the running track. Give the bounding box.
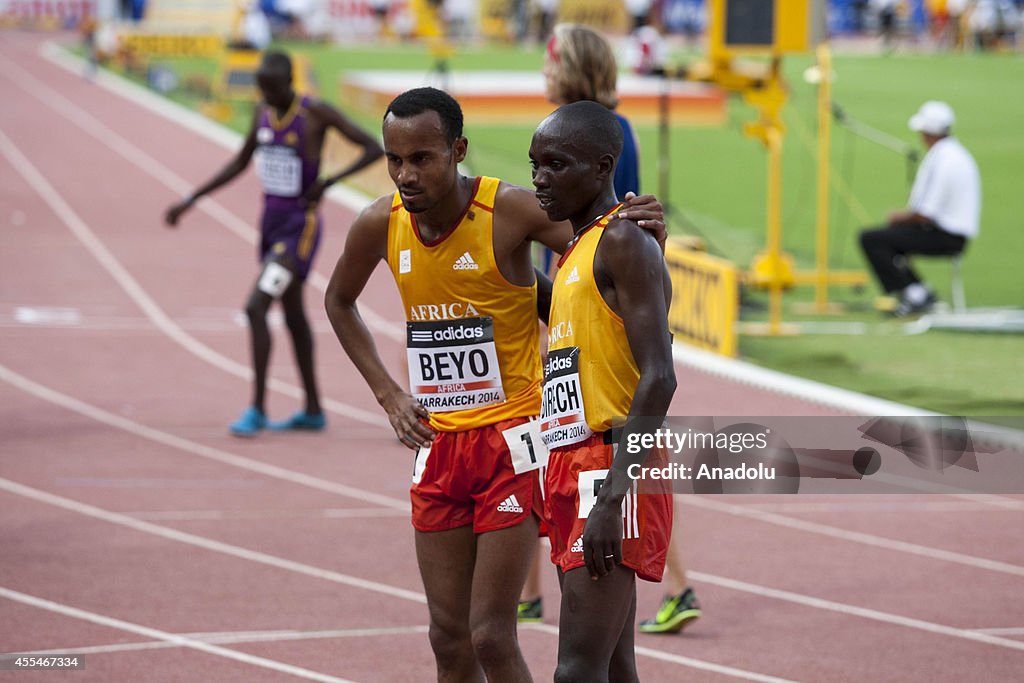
[1,32,1022,682]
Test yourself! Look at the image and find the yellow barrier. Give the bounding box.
[120,33,225,58]
[665,240,740,357]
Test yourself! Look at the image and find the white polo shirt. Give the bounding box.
[908,136,981,239]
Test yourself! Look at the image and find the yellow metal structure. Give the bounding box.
[690,0,865,335]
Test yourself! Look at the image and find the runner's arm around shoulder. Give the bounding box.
[324,196,435,449]
[598,220,676,502]
[493,184,668,254]
[165,107,261,227]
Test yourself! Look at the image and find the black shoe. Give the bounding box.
[891,291,937,318]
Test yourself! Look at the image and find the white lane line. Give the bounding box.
[0,477,429,605]
[688,571,1024,653]
[0,124,387,428]
[20,47,405,344]
[682,496,1024,577]
[17,625,431,658]
[0,587,358,683]
[127,508,410,522]
[738,500,1015,513]
[0,477,798,681]
[0,363,405,511]
[970,627,1024,636]
[524,622,798,683]
[950,493,1024,511]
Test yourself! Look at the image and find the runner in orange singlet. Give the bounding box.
[531,100,676,683]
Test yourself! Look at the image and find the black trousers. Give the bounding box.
[859,220,966,294]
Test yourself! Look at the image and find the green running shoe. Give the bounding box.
[638,587,701,634]
[517,597,542,623]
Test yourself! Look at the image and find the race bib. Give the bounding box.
[539,347,593,449]
[406,317,505,412]
[501,419,549,474]
[255,145,302,197]
[577,469,608,519]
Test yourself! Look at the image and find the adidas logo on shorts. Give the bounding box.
[570,536,583,554]
[453,251,479,270]
[497,494,523,513]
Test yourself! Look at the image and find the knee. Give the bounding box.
[469,620,517,669]
[244,298,267,323]
[283,306,309,333]
[553,660,596,683]
[428,621,471,669]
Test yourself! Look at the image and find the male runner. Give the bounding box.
[532,100,676,682]
[165,50,382,436]
[324,87,663,682]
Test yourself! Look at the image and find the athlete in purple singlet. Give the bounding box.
[165,50,382,436]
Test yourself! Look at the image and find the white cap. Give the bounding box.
[909,101,955,135]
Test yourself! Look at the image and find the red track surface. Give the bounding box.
[1,32,1022,682]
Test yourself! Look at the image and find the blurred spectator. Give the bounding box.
[968,0,1021,49]
[443,0,476,41]
[871,0,900,47]
[533,0,559,43]
[241,2,272,49]
[625,24,668,75]
[625,0,655,30]
[946,0,969,49]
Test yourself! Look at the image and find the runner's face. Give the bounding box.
[383,111,465,214]
[257,68,292,110]
[529,126,598,223]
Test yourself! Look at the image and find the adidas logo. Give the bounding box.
[452,251,479,270]
[497,494,523,513]
[564,266,580,284]
[570,537,583,554]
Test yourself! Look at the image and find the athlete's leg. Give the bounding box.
[415,526,484,683]
[469,517,538,682]
[555,565,638,683]
[279,277,322,415]
[608,584,639,683]
[243,282,274,414]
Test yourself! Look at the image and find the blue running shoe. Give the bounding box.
[269,410,326,431]
[229,406,266,437]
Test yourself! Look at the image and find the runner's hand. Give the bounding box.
[164,199,193,227]
[381,390,435,449]
[300,179,328,208]
[616,192,667,251]
[581,500,623,580]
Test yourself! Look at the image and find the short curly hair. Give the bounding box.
[384,87,464,145]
